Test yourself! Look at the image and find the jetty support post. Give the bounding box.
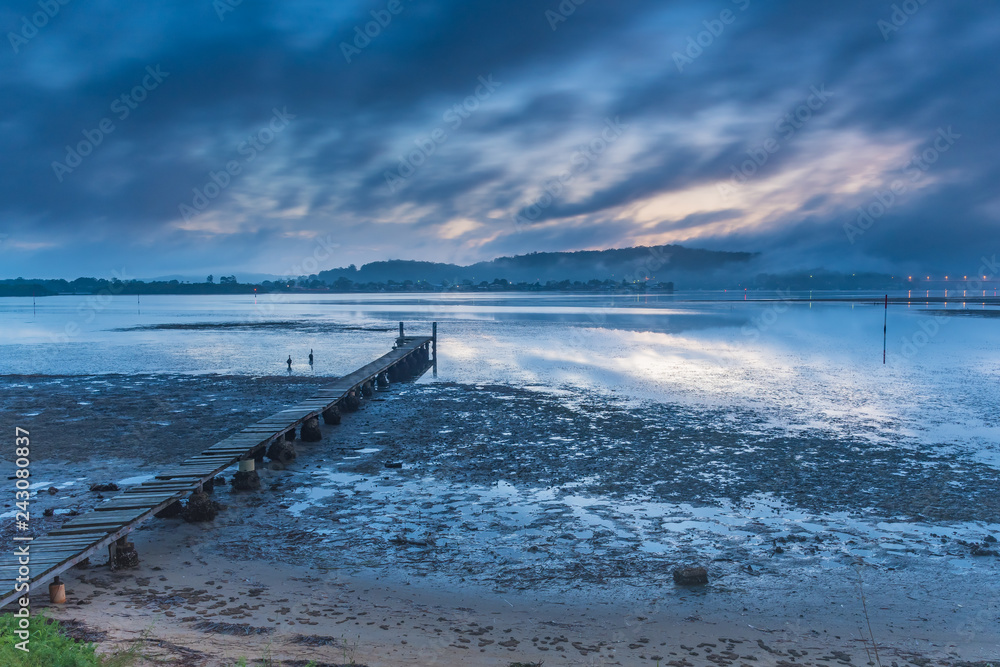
[108,535,138,570]
[108,537,122,562]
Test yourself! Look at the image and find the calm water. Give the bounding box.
[1,291,997,463]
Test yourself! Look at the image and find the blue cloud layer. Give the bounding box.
[0,0,997,278]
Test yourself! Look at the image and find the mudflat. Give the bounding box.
[4,373,998,666]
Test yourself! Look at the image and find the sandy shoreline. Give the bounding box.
[3,373,998,665]
[34,536,998,666]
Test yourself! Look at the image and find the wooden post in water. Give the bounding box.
[432,321,438,376]
[883,294,888,364]
[399,321,405,339]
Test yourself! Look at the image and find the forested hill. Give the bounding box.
[318,244,756,285]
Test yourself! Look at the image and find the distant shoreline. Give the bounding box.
[0,281,674,298]
[5,289,1000,307]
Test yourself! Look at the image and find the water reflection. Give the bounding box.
[0,293,998,461]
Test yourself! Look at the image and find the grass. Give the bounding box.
[0,614,354,667]
[1,614,344,667]
[0,613,144,667]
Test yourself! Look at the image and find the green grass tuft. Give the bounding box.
[0,613,143,667]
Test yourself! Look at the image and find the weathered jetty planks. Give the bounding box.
[0,326,436,609]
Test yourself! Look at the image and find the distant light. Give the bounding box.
[945,276,949,280]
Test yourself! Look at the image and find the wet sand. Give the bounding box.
[30,538,1000,667]
[3,374,998,665]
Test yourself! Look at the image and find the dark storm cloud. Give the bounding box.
[0,0,997,277]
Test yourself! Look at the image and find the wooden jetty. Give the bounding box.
[0,323,436,609]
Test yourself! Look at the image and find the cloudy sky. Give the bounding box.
[0,0,997,279]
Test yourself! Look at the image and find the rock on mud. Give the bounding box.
[89,482,120,492]
[322,405,341,425]
[231,470,261,491]
[673,566,709,586]
[267,439,297,463]
[971,543,999,557]
[182,491,221,522]
[300,416,322,442]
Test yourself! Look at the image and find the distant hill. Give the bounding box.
[317,244,757,285]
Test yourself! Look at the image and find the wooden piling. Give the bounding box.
[49,577,66,604]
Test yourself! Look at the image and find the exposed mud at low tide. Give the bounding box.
[0,373,330,465]
[924,308,1000,319]
[3,373,998,664]
[112,322,396,333]
[342,383,1000,523]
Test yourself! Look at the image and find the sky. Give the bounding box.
[0,0,997,279]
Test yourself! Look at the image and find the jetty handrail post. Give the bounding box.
[395,321,406,349]
[432,321,438,376]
